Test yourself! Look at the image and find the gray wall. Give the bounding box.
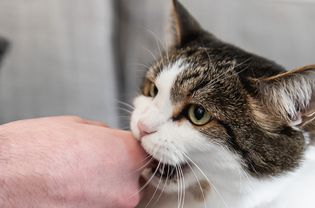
[0,0,118,126]
[0,0,314,127]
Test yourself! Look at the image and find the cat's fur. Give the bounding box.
[131,1,315,207]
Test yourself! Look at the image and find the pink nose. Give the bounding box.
[137,121,156,138]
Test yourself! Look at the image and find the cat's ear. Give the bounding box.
[253,65,315,129]
[171,0,204,46]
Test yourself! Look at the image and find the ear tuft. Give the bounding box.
[254,65,315,129]
[171,0,203,46]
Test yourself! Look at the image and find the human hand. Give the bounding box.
[0,116,147,208]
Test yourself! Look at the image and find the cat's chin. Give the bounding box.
[142,159,197,193]
[150,158,188,180]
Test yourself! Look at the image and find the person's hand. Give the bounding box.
[0,116,147,208]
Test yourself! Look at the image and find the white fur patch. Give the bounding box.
[131,59,186,142]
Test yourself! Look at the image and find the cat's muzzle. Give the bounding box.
[151,159,188,180]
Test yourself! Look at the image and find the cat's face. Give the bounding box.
[130,0,315,193]
[130,55,246,192]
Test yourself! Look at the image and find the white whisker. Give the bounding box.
[144,161,165,208]
[183,153,230,208]
[116,100,135,110]
[143,47,159,63]
[184,156,207,208]
[152,165,169,208]
[127,62,151,70]
[136,155,153,171]
[175,165,181,208]
[128,145,161,199]
[117,107,133,115]
[179,164,186,208]
[206,57,252,90]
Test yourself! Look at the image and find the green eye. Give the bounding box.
[149,83,158,97]
[188,104,212,126]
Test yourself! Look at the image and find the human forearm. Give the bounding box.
[0,117,147,208]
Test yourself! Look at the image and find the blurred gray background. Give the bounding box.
[0,0,314,127]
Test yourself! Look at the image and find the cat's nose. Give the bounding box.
[137,121,156,138]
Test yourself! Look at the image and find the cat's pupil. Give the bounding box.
[153,86,158,95]
[194,106,205,120]
[149,83,158,97]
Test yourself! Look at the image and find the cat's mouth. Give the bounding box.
[150,159,188,180]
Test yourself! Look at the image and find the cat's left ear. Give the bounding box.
[253,65,315,129]
[171,0,204,46]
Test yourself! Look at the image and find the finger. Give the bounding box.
[54,115,84,122]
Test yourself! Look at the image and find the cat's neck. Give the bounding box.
[138,146,315,208]
[205,145,315,208]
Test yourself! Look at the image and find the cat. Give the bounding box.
[130,0,315,207]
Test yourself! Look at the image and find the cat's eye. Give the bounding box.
[149,83,158,97]
[188,104,212,126]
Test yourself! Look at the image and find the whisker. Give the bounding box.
[175,165,182,208]
[179,165,186,208]
[183,153,230,208]
[207,57,252,90]
[173,148,207,208]
[144,161,165,208]
[154,37,164,65]
[129,161,160,200]
[116,116,131,122]
[136,155,153,171]
[187,160,207,208]
[178,165,184,208]
[128,146,161,199]
[163,36,170,65]
[136,144,160,171]
[143,47,159,63]
[116,100,135,110]
[145,29,168,55]
[117,107,133,115]
[127,62,151,70]
[137,142,164,171]
[116,115,131,118]
[145,28,170,71]
[198,47,253,92]
[152,165,169,208]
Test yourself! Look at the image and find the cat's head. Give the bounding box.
[130,0,315,193]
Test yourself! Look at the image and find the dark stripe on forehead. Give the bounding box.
[179,71,201,83]
[190,78,210,94]
[171,65,212,102]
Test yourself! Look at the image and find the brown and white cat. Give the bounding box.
[130,1,315,207]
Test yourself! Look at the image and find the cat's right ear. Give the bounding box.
[171,0,204,47]
[252,65,315,131]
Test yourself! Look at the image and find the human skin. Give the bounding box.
[0,116,147,208]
